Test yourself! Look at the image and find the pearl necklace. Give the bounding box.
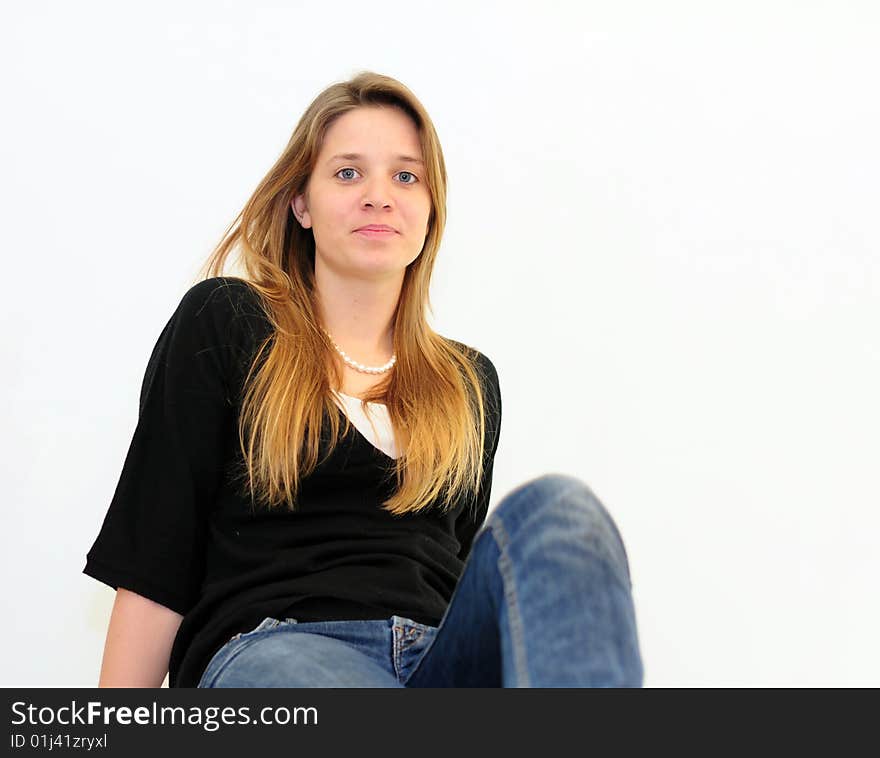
[321,327,397,375]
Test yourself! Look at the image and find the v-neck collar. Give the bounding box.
[331,390,397,461]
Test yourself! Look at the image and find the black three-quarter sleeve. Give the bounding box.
[83,278,242,616]
[456,352,502,562]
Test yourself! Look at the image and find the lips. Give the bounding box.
[355,225,397,232]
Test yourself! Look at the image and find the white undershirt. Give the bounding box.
[331,390,399,459]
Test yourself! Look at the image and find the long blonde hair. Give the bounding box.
[194,70,494,518]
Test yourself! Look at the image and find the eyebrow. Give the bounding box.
[326,152,425,166]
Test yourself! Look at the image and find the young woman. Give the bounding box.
[83,71,644,688]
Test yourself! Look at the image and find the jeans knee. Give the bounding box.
[491,472,601,525]
[489,472,633,587]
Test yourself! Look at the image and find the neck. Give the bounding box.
[314,261,401,360]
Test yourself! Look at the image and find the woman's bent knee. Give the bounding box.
[488,472,634,588]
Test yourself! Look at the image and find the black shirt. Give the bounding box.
[82,277,502,687]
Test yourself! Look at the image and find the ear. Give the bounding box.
[291,195,311,229]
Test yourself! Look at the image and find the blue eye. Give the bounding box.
[336,168,419,184]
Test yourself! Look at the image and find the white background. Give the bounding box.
[2,0,877,687]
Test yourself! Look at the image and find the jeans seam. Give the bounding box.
[392,625,403,681]
[490,518,531,688]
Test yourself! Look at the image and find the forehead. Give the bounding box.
[320,106,423,160]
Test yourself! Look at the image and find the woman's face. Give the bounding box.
[292,105,432,280]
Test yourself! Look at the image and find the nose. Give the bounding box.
[360,178,395,208]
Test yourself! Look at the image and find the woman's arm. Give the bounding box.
[97,588,183,688]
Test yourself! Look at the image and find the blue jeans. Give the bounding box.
[197,473,644,687]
